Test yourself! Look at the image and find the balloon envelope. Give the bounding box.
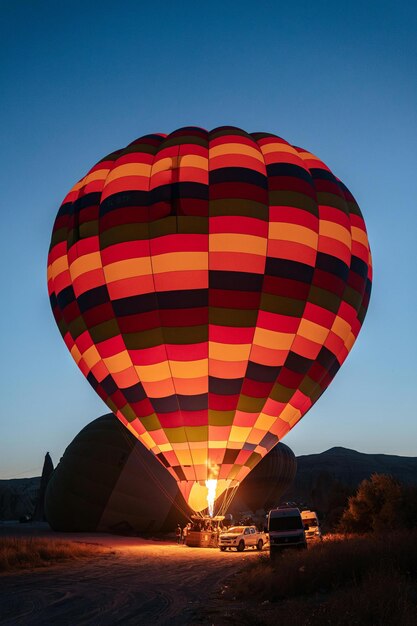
[47,126,372,512]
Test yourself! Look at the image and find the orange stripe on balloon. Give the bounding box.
[291,335,322,359]
[210,154,266,174]
[153,270,208,291]
[106,275,155,299]
[209,359,248,378]
[209,251,266,273]
[72,269,105,296]
[319,237,351,266]
[101,176,150,199]
[267,240,317,266]
[250,344,289,367]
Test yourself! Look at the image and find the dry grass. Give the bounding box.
[0,537,110,573]
[233,531,417,599]
[268,568,417,626]
[227,531,417,625]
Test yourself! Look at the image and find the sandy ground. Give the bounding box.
[0,523,266,625]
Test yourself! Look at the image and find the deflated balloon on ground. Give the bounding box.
[45,413,191,533]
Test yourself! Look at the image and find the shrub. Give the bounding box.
[338,474,403,533]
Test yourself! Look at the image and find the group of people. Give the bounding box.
[176,519,228,544]
[189,520,224,533]
[175,523,191,544]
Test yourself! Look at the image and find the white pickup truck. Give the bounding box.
[218,525,268,552]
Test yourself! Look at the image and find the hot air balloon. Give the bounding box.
[47,126,372,514]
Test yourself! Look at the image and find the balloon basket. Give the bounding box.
[185,515,225,548]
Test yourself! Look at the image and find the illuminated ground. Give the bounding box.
[0,523,264,625]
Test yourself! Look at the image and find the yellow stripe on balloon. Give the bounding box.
[351,226,369,247]
[209,143,264,162]
[103,257,152,282]
[70,344,82,364]
[260,142,299,155]
[276,404,299,424]
[344,332,356,352]
[253,328,295,350]
[229,425,252,442]
[170,359,208,378]
[70,252,102,281]
[151,252,208,274]
[103,351,134,374]
[320,220,352,248]
[297,318,329,344]
[331,315,352,342]
[175,450,194,465]
[269,223,319,249]
[141,431,156,449]
[209,342,252,362]
[208,440,229,448]
[254,413,276,431]
[104,162,152,183]
[189,449,208,464]
[82,345,102,369]
[72,168,109,191]
[210,233,266,255]
[50,255,69,280]
[135,361,172,383]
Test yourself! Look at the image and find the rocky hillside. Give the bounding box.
[284,447,417,521]
[292,447,417,495]
[0,477,40,521]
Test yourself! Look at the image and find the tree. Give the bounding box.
[338,474,403,533]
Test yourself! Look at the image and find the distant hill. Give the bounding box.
[294,446,417,492]
[284,447,417,517]
[1,447,417,521]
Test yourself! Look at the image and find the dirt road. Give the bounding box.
[0,526,264,625]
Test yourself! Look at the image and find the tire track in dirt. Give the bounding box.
[0,536,262,625]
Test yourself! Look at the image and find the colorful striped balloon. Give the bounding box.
[47,126,372,512]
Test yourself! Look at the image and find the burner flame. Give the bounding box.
[205,479,217,517]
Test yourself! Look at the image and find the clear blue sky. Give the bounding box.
[1,0,416,478]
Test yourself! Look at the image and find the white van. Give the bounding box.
[267,507,307,555]
[301,510,322,542]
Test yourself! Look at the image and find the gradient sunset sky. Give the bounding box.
[1,0,416,478]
